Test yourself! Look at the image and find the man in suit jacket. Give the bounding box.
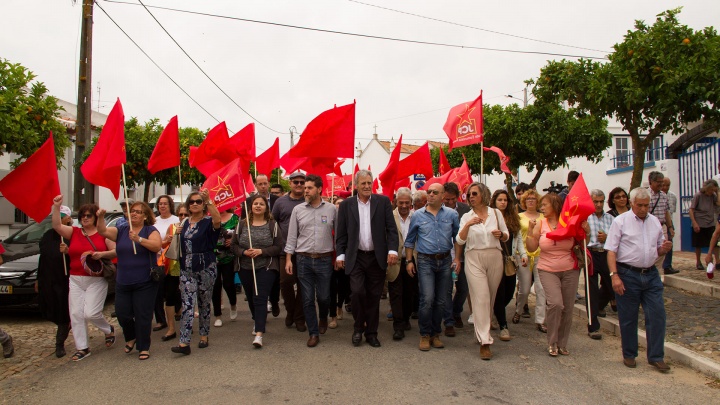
[336,170,399,347]
[442,182,471,335]
[386,187,415,341]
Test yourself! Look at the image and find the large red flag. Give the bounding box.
[397,142,434,180]
[202,158,255,212]
[378,135,403,200]
[80,98,126,199]
[483,146,511,174]
[148,116,180,174]
[547,173,594,241]
[255,137,280,177]
[438,147,450,175]
[0,133,60,222]
[229,123,256,162]
[421,156,472,200]
[189,146,226,177]
[444,92,483,151]
[289,102,355,159]
[191,122,235,167]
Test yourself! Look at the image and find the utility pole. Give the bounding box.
[73,0,95,210]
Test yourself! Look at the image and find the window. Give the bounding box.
[615,137,630,168]
[647,137,664,161]
[14,208,29,224]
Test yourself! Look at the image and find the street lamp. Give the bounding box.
[506,94,527,108]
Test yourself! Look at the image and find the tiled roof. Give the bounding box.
[377,140,448,154]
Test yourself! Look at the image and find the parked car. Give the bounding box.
[0,213,123,309]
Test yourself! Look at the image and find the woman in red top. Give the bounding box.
[52,195,117,361]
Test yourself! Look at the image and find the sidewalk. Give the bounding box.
[575,250,720,377]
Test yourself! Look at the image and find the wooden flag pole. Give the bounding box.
[480,141,484,183]
[240,175,258,295]
[177,166,183,205]
[331,174,335,201]
[121,164,137,254]
[61,237,68,276]
[584,238,591,325]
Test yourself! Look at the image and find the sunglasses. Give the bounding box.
[189,199,204,205]
[292,180,305,185]
[81,213,94,219]
[130,209,144,215]
[427,190,441,195]
[469,191,479,197]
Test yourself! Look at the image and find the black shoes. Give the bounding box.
[55,344,66,358]
[393,330,405,340]
[153,323,168,332]
[366,336,381,347]
[161,333,177,342]
[271,302,280,317]
[198,339,209,349]
[664,267,680,275]
[171,345,191,355]
[352,332,363,346]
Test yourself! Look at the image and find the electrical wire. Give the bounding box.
[102,0,608,60]
[348,0,608,54]
[137,0,284,134]
[94,1,222,123]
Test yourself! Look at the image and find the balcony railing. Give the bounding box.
[610,145,667,169]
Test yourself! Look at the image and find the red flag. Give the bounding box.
[289,102,355,159]
[397,142,434,180]
[547,173,594,241]
[228,123,256,162]
[0,133,60,222]
[378,135,403,200]
[191,122,235,167]
[255,138,280,177]
[189,146,226,177]
[367,165,371,171]
[438,147,450,175]
[483,146,511,174]
[394,177,411,191]
[372,178,379,194]
[278,149,341,177]
[80,98,126,199]
[148,116,180,174]
[444,92,483,151]
[353,163,360,176]
[333,160,345,177]
[421,156,472,201]
[323,174,348,198]
[202,158,254,212]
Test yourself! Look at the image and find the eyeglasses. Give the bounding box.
[427,190,441,195]
[292,180,305,185]
[177,213,188,217]
[81,214,94,219]
[189,199,204,205]
[130,209,144,215]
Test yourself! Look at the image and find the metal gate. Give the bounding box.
[678,136,720,251]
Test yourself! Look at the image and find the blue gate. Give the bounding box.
[678,136,720,251]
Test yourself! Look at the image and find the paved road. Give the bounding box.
[3,298,719,404]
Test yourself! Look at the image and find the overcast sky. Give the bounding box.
[2,0,716,158]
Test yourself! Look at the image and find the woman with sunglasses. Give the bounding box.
[513,189,547,333]
[607,187,630,217]
[526,193,580,357]
[150,195,178,333]
[171,190,222,355]
[489,190,527,342]
[456,183,509,360]
[158,204,187,341]
[51,195,116,362]
[230,194,285,347]
[97,202,162,360]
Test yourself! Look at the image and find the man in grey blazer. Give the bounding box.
[336,170,399,347]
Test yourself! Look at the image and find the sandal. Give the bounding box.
[536,323,548,333]
[105,326,116,348]
[512,313,521,324]
[124,341,136,354]
[138,351,150,360]
[72,349,91,362]
[558,347,570,356]
[548,346,558,357]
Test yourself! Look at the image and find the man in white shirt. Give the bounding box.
[606,187,673,372]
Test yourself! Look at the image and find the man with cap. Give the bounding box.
[271,172,308,331]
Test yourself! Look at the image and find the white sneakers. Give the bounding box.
[253,335,263,348]
[468,314,474,325]
[230,309,238,321]
[214,319,223,327]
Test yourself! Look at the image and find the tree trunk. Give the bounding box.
[505,173,517,202]
[529,165,545,189]
[629,134,648,190]
[143,181,152,203]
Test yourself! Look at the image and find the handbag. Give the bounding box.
[502,242,517,277]
[81,230,116,280]
[149,250,165,282]
[166,219,186,261]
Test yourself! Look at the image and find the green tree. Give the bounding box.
[532,8,720,189]
[432,102,611,193]
[0,59,70,167]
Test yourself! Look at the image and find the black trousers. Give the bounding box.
[587,250,613,332]
[115,279,158,352]
[493,273,517,329]
[153,278,167,325]
[330,267,351,317]
[388,258,413,331]
[349,252,386,338]
[280,255,305,324]
[212,261,237,316]
[238,268,278,334]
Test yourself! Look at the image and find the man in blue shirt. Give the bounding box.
[404,183,460,351]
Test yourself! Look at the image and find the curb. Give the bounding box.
[663,274,720,298]
[572,303,720,378]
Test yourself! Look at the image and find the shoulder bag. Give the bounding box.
[166,219,187,261]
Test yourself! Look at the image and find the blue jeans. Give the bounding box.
[417,254,452,336]
[615,264,666,362]
[296,255,334,336]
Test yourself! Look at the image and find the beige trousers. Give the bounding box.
[465,249,504,345]
[537,269,580,350]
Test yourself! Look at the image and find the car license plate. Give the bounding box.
[0,285,12,294]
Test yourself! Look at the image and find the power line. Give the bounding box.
[102,0,608,60]
[94,1,222,123]
[136,0,284,134]
[348,0,608,54]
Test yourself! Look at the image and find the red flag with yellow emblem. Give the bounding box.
[202,158,255,211]
[443,92,483,151]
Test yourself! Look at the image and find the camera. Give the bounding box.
[542,181,566,194]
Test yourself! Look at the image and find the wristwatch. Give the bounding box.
[138,237,143,243]
[609,271,616,277]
